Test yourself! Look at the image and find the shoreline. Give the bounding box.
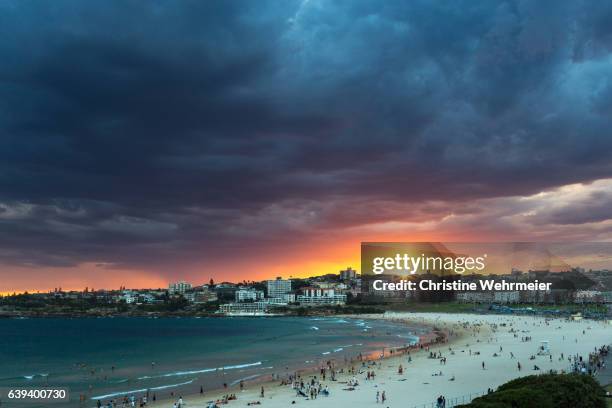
[29,314,439,407]
[5,313,608,407]
[142,314,465,408]
[136,313,609,408]
[2,300,608,319]
[0,310,384,318]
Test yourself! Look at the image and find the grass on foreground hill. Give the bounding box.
[457,374,607,408]
[383,301,608,314]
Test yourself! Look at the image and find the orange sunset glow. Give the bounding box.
[4,190,612,294]
[1,0,612,295]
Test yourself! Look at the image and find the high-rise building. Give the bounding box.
[168,281,192,294]
[266,277,291,299]
[339,267,357,281]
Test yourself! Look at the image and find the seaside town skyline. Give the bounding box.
[3,266,611,317]
[2,2,612,293]
[4,240,612,294]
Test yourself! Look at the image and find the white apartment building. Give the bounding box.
[168,281,192,294]
[266,277,291,299]
[235,289,264,302]
[120,291,137,304]
[493,291,520,304]
[282,293,296,303]
[340,267,357,280]
[140,294,156,304]
[297,287,347,305]
[456,291,494,303]
[260,294,295,305]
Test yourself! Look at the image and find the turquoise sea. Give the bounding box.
[0,316,425,407]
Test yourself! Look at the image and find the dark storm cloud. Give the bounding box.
[1,0,612,269]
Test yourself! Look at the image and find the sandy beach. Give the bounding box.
[151,313,611,408]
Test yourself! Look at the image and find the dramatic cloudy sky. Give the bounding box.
[2,0,612,291]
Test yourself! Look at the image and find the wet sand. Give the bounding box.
[109,313,611,408]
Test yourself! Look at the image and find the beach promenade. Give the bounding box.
[150,313,610,408]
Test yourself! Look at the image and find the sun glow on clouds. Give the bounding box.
[0,263,167,294]
[209,178,612,277]
[2,177,612,292]
[3,178,612,292]
[278,178,612,279]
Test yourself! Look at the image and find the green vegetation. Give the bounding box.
[385,301,479,313]
[458,374,607,408]
[273,304,385,316]
[0,292,117,311]
[0,292,212,316]
[516,303,608,314]
[1,292,608,318]
[354,299,608,315]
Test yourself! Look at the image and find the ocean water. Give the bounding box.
[0,316,425,407]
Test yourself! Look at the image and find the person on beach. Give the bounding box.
[260,386,265,398]
[381,391,386,404]
[376,391,380,403]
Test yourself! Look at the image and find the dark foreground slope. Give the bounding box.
[458,374,607,408]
